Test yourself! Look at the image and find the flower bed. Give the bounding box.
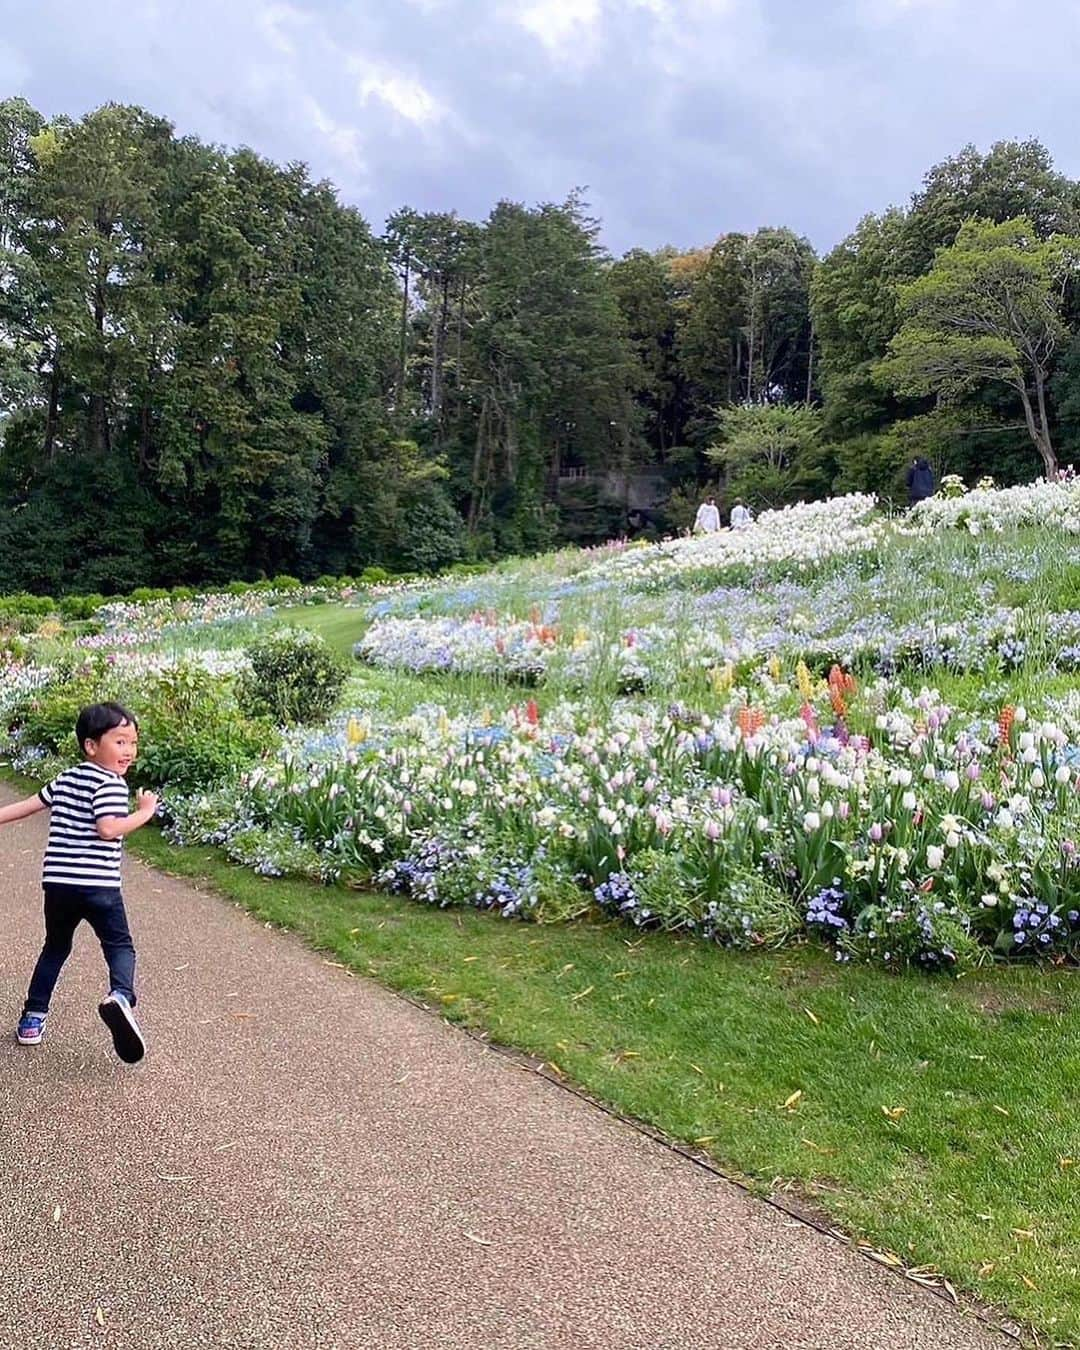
[167,677,1080,972]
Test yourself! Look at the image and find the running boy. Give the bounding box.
[0,702,158,1063]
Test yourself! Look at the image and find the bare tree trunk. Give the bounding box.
[745,258,757,403]
[396,250,410,419]
[805,324,815,407]
[455,275,466,391]
[1034,369,1057,476]
[43,349,60,461]
[1019,384,1057,478]
[467,399,489,530]
[429,291,441,417]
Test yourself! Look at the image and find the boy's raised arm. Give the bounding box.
[0,795,48,826]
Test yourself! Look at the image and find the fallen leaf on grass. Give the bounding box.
[978,1261,996,1276]
[801,1138,835,1156]
[613,1051,639,1064]
[693,1136,716,1144]
[1059,1157,1074,1169]
[1020,1275,1038,1290]
[782,1090,803,1111]
[689,1063,705,1076]
[881,1105,907,1121]
[612,970,631,978]
[803,1008,820,1026]
[555,963,575,980]
[860,1247,903,1268]
[462,956,478,964]
[992,1105,1011,1117]
[1010,1228,1037,1242]
[545,1062,564,1077]
[570,985,594,1002]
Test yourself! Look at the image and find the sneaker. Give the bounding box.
[16,1013,46,1046]
[98,992,145,1065]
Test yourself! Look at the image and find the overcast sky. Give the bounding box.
[4,0,1079,256]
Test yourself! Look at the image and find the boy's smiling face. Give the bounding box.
[85,721,139,776]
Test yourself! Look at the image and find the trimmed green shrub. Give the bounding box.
[58,593,106,620]
[238,628,347,726]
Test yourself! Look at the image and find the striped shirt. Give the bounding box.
[38,763,130,888]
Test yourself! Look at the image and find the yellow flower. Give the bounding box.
[767,654,781,682]
[795,660,814,701]
[573,626,589,649]
[710,661,735,694]
[437,711,451,736]
[480,706,493,727]
[346,716,368,746]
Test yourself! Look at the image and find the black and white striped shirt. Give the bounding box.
[38,763,130,888]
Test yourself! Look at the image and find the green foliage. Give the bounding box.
[876,217,1080,478]
[706,404,829,508]
[238,627,348,726]
[131,665,275,794]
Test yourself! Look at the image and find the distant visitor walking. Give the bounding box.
[694,496,721,534]
[906,456,935,505]
[0,702,158,1064]
[730,500,753,530]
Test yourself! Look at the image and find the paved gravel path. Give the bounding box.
[0,804,1012,1350]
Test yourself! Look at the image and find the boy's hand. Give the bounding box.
[137,791,160,816]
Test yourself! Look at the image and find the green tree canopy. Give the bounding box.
[876,217,1080,478]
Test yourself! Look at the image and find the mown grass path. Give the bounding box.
[0,796,1011,1350]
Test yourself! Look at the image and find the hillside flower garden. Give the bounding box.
[6,482,1080,975]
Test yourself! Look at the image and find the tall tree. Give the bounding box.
[876,217,1080,478]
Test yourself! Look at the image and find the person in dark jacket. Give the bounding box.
[906,457,935,505]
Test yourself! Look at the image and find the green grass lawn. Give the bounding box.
[131,827,1080,1346]
[278,602,367,659]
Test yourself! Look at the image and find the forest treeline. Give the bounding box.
[3,95,1080,592]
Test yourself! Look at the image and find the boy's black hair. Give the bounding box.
[75,702,139,751]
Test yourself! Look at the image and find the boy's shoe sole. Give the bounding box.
[98,996,146,1065]
[15,1029,44,1046]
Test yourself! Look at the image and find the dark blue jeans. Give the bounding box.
[24,885,137,1016]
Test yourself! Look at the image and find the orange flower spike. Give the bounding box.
[998,705,1015,750]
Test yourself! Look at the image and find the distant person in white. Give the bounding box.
[693,496,721,534]
[730,500,753,530]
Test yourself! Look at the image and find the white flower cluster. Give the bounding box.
[907,477,1080,535]
[582,494,883,586]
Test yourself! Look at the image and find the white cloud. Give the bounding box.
[507,0,602,57]
[303,96,366,169]
[358,68,442,126]
[0,37,30,87]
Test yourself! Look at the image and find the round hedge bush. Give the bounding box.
[238,627,347,727]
